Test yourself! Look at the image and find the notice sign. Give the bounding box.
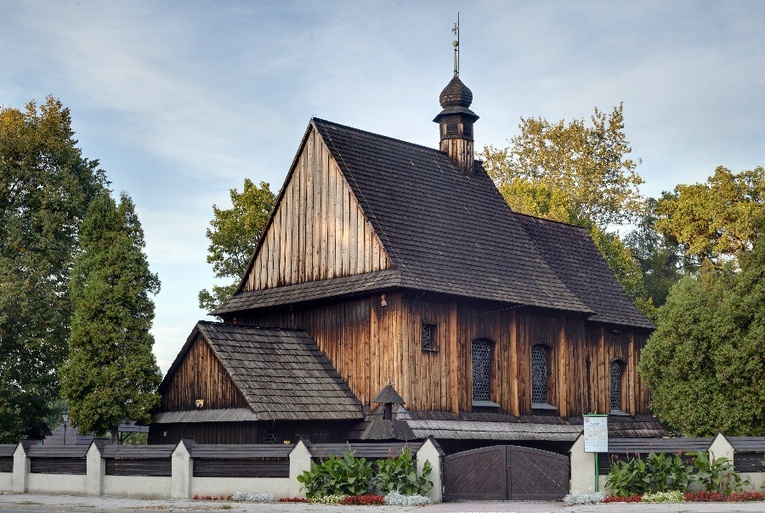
[583,414,608,453]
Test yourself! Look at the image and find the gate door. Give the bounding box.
[442,445,569,501]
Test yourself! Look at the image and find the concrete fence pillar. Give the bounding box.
[708,433,734,461]
[288,440,312,498]
[416,437,444,503]
[569,433,598,494]
[86,442,105,496]
[12,442,29,493]
[171,439,193,499]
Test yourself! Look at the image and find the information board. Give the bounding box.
[583,414,608,453]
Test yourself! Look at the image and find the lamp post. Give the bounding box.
[62,406,69,445]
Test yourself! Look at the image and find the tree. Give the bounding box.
[624,198,690,309]
[198,179,275,312]
[480,103,644,229]
[59,193,162,441]
[0,98,107,442]
[655,166,765,267]
[639,229,765,436]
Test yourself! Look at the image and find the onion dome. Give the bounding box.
[439,75,474,109]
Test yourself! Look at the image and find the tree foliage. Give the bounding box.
[199,179,274,312]
[480,103,644,228]
[655,166,765,267]
[59,193,162,440]
[0,98,107,442]
[624,198,690,309]
[639,228,765,436]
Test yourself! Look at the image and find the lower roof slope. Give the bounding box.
[161,321,363,422]
[513,214,655,330]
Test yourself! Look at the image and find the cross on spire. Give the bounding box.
[452,12,460,77]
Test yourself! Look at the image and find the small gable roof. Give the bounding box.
[160,321,362,422]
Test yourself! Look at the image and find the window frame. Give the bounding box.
[609,359,628,415]
[420,322,438,352]
[531,344,557,411]
[471,338,498,407]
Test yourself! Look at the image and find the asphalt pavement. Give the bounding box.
[1,493,765,513]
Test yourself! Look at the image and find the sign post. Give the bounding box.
[583,414,608,492]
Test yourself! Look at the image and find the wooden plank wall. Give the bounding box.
[160,335,248,411]
[240,295,651,418]
[245,127,391,291]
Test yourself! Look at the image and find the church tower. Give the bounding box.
[433,15,479,174]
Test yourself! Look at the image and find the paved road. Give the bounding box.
[1,493,765,513]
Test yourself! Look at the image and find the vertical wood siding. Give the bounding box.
[244,127,391,291]
[239,295,651,417]
[160,334,248,411]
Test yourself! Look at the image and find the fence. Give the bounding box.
[3,434,763,500]
[0,438,443,502]
[570,432,765,494]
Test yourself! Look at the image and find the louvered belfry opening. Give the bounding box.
[433,75,479,174]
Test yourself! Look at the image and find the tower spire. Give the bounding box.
[434,13,479,175]
[452,12,460,77]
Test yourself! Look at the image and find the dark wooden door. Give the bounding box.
[442,445,569,501]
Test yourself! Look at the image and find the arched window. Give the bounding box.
[472,339,492,403]
[610,360,625,412]
[531,345,549,406]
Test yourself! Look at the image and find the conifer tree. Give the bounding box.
[59,192,161,441]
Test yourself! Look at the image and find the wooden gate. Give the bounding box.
[442,445,569,501]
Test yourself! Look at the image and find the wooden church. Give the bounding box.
[149,70,664,452]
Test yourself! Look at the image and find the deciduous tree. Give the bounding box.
[198,179,274,312]
[655,166,765,267]
[0,98,106,442]
[59,193,161,441]
[480,103,644,228]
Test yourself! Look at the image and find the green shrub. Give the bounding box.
[691,452,745,495]
[645,452,692,492]
[296,451,375,499]
[606,456,649,497]
[375,448,433,495]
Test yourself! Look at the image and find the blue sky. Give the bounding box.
[2,1,763,373]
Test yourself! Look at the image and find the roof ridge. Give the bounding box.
[312,117,446,156]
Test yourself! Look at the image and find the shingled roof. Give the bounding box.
[219,118,653,330]
[514,214,655,330]
[160,322,362,422]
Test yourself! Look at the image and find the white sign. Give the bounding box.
[583,415,608,453]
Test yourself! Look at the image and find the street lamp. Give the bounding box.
[62,406,69,445]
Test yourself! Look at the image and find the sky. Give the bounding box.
[2,1,764,374]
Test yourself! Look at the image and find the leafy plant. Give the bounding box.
[375,447,433,495]
[691,452,744,495]
[296,451,375,499]
[644,451,692,492]
[605,455,649,497]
